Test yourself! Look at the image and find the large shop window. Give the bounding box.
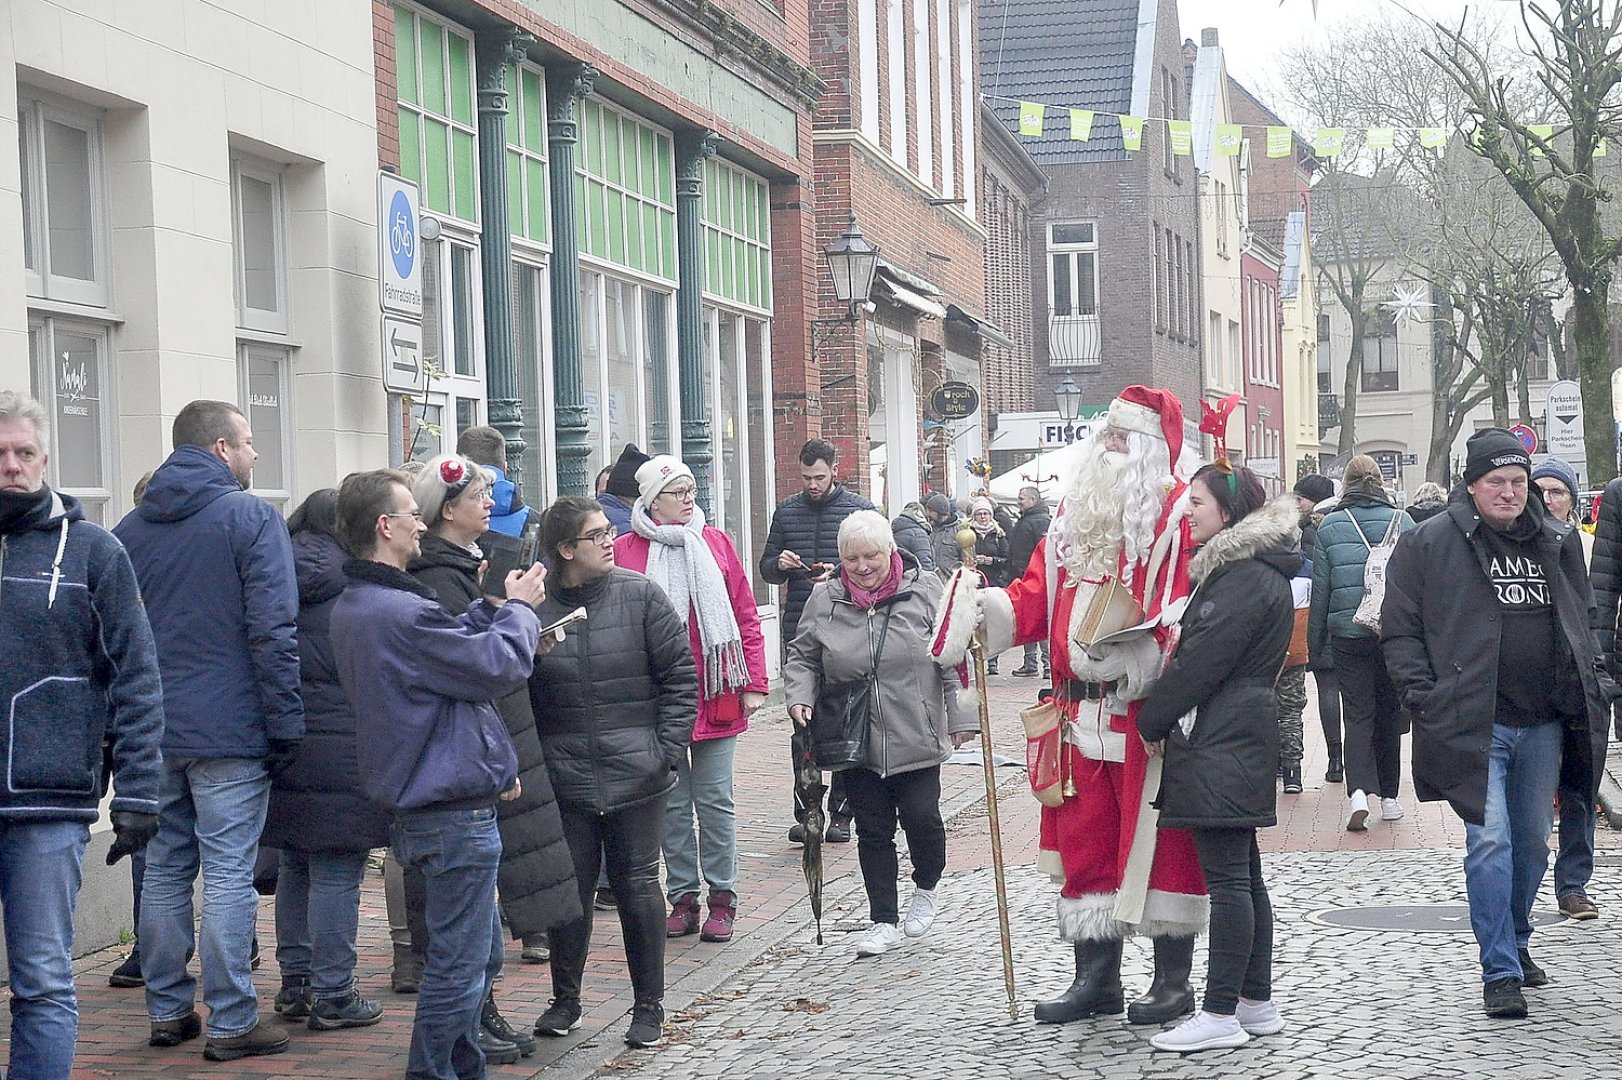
[512,259,553,502]
[401,236,485,462]
[28,318,113,524]
[575,99,677,280]
[395,3,479,223]
[238,344,293,508]
[701,160,772,312]
[19,93,109,308]
[578,269,677,477]
[703,305,775,601]
[506,63,549,244]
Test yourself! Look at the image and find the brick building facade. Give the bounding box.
[979,101,1046,418]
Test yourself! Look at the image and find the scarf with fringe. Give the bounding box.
[630,501,749,700]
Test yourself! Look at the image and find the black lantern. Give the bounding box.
[824,214,880,318]
[1054,376,1082,442]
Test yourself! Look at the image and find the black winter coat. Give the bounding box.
[1590,474,1622,671]
[1382,486,1613,825]
[972,526,1012,587]
[891,509,937,573]
[759,485,875,642]
[409,533,582,937]
[263,532,391,854]
[1138,497,1300,830]
[529,569,698,813]
[1007,503,1051,584]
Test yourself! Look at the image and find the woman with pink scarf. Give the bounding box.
[614,456,767,944]
[782,511,977,959]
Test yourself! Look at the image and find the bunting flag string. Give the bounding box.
[988,93,1604,160]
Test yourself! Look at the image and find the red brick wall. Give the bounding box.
[374,0,399,169]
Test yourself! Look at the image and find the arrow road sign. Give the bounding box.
[381,315,426,396]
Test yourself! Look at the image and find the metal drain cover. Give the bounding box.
[1311,904,1563,932]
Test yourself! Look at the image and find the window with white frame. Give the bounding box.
[886,0,906,169]
[28,318,114,523]
[1049,223,1098,318]
[935,0,954,197]
[403,235,484,461]
[512,259,554,503]
[913,0,933,186]
[238,344,292,507]
[231,159,289,334]
[577,268,677,477]
[704,304,775,600]
[956,0,976,216]
[858,0,880,142]
[18,93,109,307]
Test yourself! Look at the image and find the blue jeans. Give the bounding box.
[140,757,271,1038]
[392,807,504,1080]
[274,849,370,999]
[1463,722,1562,984]
[1554,723,1596,900]
[0,819,89,1080]
[664,735,738,899]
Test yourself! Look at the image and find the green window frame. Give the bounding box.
[701,159,772,313]
[395,4,478,224]
[574,99,676,282]
[506,64,548,244]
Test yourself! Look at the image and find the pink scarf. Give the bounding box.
[842,551,905,610]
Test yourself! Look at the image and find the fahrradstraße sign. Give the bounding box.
[378,172,423,318]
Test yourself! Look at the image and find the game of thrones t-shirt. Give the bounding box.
[1476,521,1558,727]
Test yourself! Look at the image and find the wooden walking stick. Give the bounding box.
[958,523,1018,1018]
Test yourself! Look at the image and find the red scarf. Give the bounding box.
[842,551,904,610]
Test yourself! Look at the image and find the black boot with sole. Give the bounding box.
[1127,935,1196,1024]
[1032,940,1125,1023]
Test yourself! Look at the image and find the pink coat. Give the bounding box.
[615,526,768,740]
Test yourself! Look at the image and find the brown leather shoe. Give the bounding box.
[202,1020,290,1061]
[1559,893,1599,920]
[148,1011,202,1047]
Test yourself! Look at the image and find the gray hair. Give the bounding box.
[0,390,50,450]
[837,509,896,558]
[1411,481,1447,504]
[413,453,491,531]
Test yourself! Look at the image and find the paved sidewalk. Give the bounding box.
[20,671,1617,1078]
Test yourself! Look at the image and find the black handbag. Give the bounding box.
[809,606,895,770]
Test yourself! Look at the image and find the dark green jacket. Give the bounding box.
[1308,488,1414,661]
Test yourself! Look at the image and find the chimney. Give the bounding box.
[1201,27,1220,47]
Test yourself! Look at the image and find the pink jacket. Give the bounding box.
[615,526,768,740]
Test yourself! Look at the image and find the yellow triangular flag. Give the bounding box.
[1168,119,1192,156]
[1266,126,1292,158]
[1597,137,1608,158]
[1120,115,1145,152]
[1529,123,1553,156]
[1214,123,1243,156]
[1018,101,1045,136]
[1365,127,1394,151]
[1419,128,1447,149]
[1070,108,1094,141]
[1315,127,1345,157]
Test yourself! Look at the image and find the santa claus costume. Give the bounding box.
[932,386,1208,1025]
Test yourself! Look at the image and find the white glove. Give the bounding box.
[931,568,983,668]
[1087,632,1163,703]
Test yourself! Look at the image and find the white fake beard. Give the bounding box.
[1057,440,1128,581]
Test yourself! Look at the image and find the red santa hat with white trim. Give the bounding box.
[1105,385,1184,465]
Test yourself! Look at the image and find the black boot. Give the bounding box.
[1325,746,1345,784]
[1282,763,1303,795]
[1032,940,1125,1023]
[1127,935,1196,1024]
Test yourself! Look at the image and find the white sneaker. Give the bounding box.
[1346,789,1369,832]
[1235,997,1286,1036]
[1380,797,1405,822]
[1149,1010,1250,1053]
[903,887,939,938]
[854,922,904,958]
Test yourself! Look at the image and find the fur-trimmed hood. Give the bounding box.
[1189,495,1302,585]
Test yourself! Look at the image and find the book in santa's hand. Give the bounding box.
[1072,576,1147,652]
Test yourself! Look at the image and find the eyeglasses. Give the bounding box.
[570,525,618,547]
[384,510,424,521]
[658,485,697,501]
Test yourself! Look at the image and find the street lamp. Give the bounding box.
[823,214,880,319]
[1054,375,1082,442]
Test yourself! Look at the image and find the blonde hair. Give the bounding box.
[1343,454,1383,487]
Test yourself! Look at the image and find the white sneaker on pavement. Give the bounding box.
[854,922,904,958]
[1346,789,1369,832]
[1235,997,1286,1036]
[903,887,939,938]
[1149,1010,1250,1053]
[1380,797,1405,821]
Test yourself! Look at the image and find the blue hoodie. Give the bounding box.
[1,486,164,821]
[113,445,304,757]
[487,465,538,538]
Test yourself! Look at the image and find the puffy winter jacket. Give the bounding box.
[528,569,698,813]
[0,486,163,822]
[1137,497,1300,829]
[973,525,1012,588]
[262,531,390,853]
[758,485,874,642]
[783,554,976,778]
[890,507,937,573]
[113,445,303,757]
[1007,503,1052,585]
[1308,486,1414,660]
[486,464,541,538]
[409,532,581,937]
[1591,474,1622,671]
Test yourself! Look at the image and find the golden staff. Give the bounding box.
[958,522,1018,1018]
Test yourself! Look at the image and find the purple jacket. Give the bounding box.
[332,559,539,812]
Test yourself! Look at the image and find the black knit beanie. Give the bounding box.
[1463,428,1532,484]
[1293,475,1334,504]
[606,444,650,499]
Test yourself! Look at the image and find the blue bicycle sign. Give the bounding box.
[378,173,423,317]
[389,190,415,278]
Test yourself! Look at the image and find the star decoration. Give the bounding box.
[1384,283,1436,327]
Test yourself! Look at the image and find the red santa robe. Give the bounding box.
[981,487,1207,942]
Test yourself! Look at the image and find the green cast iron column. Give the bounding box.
[475,29,534,483]
[675,130,719,514]
[546,63,598,495]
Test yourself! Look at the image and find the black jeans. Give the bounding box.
[792,725,850,823]
[1191,828,1272,1016]
[1312,666,1342,750]
[1334,636,1404,798]
[549,800,666,1007]
[842,765,946,925]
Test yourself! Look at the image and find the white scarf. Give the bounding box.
[630,500,749,700]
